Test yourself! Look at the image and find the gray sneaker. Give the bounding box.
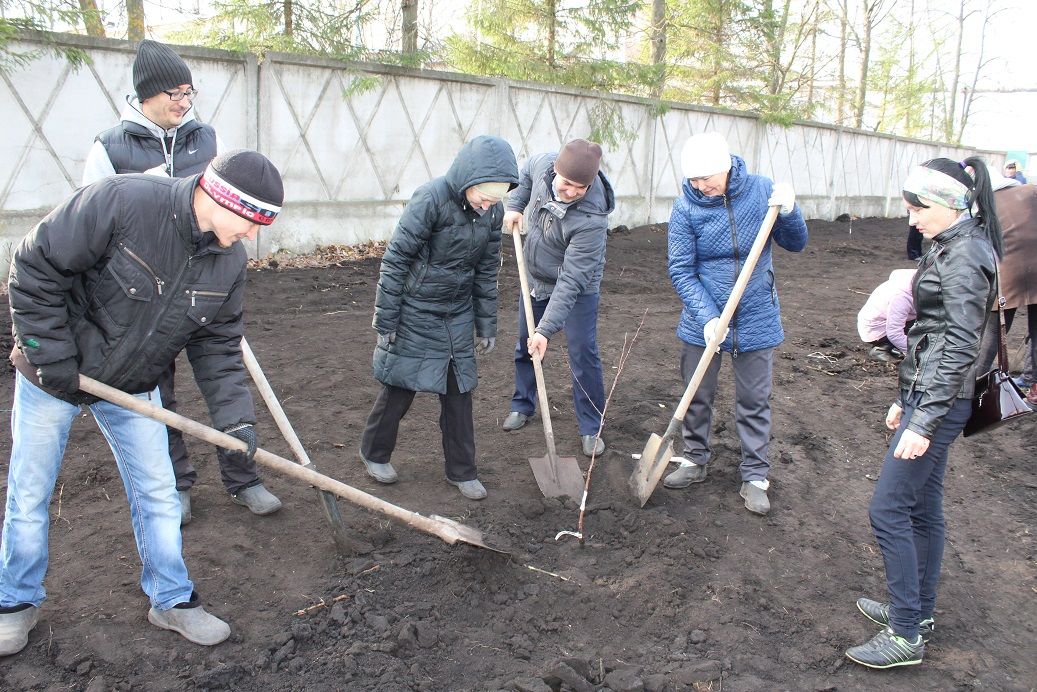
[857,597,935,643]
[447,478,487,500]
[361,456,399,484]
[502,411,531,431]
[0,605,39,656]
[662,462,707,488]
[581,435,605,457]
[178,489,192,526]
[739,482,770,515]
[231,483,282,515]
[845,626,923,669]
[148,604,230,646]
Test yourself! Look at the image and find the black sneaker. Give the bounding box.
[857,597,934,643]
[845,626,924,669]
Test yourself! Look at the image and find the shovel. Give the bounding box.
[510,228,586,499]
[629,206,780,506]
[240,337,372,556]
[77,375,507,553]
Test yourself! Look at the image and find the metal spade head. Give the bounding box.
[528,453,585,500]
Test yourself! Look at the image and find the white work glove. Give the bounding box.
[768,182,795,215]
[703,317,729,352]
[475,336,496,355]
[377,331,396,349]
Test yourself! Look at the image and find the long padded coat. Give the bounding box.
[668,154,808,353]
[371,136,519,394]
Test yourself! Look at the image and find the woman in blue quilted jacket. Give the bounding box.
[661,132,808,515]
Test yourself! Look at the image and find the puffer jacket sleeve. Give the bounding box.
[505,156,536,213]
[472,209,502,338]
[906,241,994,438]
[184,259,255,431]
[372,186,437,335]
[535,217,607,338]
[8,184,121,367]
[885,288,915,352]
[667,198,721,327]
[772,205,808,252]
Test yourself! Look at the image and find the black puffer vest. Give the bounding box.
[96,118,217,177]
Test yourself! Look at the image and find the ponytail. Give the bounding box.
[960,156,1003,258]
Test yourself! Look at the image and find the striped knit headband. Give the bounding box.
[200,166,282,225]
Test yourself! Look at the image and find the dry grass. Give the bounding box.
[248,241,387,270]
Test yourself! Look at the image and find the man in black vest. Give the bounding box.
[82,40,281,524]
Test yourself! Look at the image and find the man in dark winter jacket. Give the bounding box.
[361,135,519,500]
[0,150,283,655]
[82,39,280,522]
[500,139,615,458]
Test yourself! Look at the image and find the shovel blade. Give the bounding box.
[629,433,674,506]
[429,515,511,554]
[528,454,585,500]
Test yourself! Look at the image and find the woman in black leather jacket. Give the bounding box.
[846,157,1001,669]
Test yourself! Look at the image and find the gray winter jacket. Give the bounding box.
[506,153,615,338]
[8,174,255,430]
[371,135,519,394]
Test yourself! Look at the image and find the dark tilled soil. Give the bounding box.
[1,217,1034,691]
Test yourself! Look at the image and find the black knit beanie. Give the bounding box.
[133,40,193,101]
[200,149,285,225]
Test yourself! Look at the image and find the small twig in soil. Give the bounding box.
[558,310,647,545]
[294,593,351,616]
[806,351,838,363]
[807,365,839,376]
[525,565,571,582]
[848,287,870,296]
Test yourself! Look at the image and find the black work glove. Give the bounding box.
[222,423,257,461]
[36,358,80,395]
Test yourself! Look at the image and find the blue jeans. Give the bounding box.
[868,390,972,639]
[511,293,605,436]
[0,372,193,611]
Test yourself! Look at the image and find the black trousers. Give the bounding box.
[361,365,477,482]
[157,360,260,494]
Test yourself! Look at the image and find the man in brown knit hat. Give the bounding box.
[500,139,616,458]
[82,40,282,523]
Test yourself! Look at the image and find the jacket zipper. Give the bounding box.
[189,289,227,306]
[725,195,740,357]
[121,243,165,295]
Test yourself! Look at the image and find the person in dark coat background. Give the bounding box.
[360,135,519,500]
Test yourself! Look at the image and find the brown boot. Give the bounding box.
[1027,383,1037,406]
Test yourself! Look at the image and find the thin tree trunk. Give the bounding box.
[854,0,874,128]
[650,0,666,97]
[836,2,847,124]
[126,0,144,41]
[284,0,294,37]
[78,0,105,37]
[946,0,965,141]
[402,0,418,53]
[547,0,557,67]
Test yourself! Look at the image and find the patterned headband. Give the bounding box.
[200,167,282,225]
[902,165,970,210]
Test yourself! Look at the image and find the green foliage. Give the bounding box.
[168,0,372,62]
[587,101,638,149]
[444,0,662,96]
[0,2,92,73]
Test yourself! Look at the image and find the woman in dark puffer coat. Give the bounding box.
[359,135,519,500]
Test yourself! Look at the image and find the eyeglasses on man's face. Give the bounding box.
[162,88,198,102]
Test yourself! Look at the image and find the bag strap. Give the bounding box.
[993,259,1010,372]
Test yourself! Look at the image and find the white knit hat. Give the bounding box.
[681,132,731,178]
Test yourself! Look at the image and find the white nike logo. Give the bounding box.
[188,149,197,155]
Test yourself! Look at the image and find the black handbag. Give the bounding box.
[962,285,1033,437]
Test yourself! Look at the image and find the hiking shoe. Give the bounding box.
[740,481,770,515]
[662,462,707,488]
[845,626,924,669]
[0,605,39,656]
[231,483,282,515]
[178,489,192,526]
[502,412,531,431]
[361,456,398,484]
[447,478,487,500]
[148,604,230,646]
[857,597,935,643]
[581,435,605,457]
[1027,383,1037,406]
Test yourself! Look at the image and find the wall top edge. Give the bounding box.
[12,29,1005,157]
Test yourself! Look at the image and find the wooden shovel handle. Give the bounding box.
[76,375,471,546]
[511,229,560,460]
[667,206,781,429]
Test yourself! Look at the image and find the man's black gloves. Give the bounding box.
[222,423,258,461]
[36,358,80,395]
